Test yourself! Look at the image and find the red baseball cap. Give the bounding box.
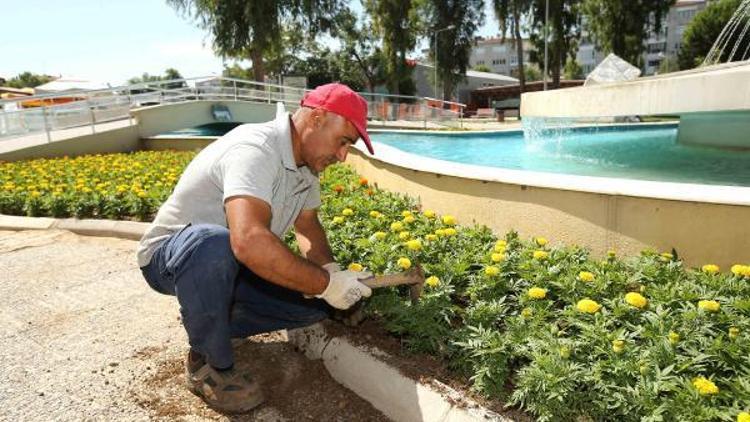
[300,83,374,154]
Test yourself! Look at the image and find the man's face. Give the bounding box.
[302,109,360,174]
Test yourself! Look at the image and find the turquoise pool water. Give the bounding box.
[371,124,750,187]
[162,122,242,137]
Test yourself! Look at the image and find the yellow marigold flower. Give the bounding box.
[444,228,457,236]
[625,292,648,309]
[136,190,146,198]
[397,257,411,270]
[30,190,41,198]
[698,300,720,312]
[521,307,533,318]
[738,412,750,422]
[612,339,625,354]
[729,327,740,339]
[425,276,440,287]
[659,252,673,262]
[534,237,548,246]
[668,331,680,345]
[332,216,345,224]
[390,222,404,232]
[401,210,413,218]
[342,208,354,216]
[692,377,719,395]
[491,253,505,263]
[435,229,446,237]
[494,243,506,253]
[348,263,364,272]
[559,347,571,359]
[406,239,422,251]
[442,215,456,226]
[485,266,500,276]
[576,299,602,314]
[425,234,438,242]
[423,210,436,219]
[369,210,381,218]
[528,287,547,300]
[578,271,596,282]
[533,250,548,260]
[607,250,616,258]
[398,231,411,240]
[731,264,750,277]
[403,215,416,224]
[371,231,385,241]
[701,264,719,274]
[495,239,507,249]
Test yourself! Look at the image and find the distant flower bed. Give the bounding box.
[317,164,750,422]
[0,151,196,220]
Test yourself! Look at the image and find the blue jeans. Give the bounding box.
[140,223,331,369]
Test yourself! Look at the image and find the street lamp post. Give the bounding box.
[433,24,456,99]
[543,0,549,91]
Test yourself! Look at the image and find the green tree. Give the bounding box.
[167,0,345,82]
[365,0,422,96]
[679,0,749,69]
[426,0,485,100]
[528,0,581,88]
[472,64,493,72]
[563,57,583,79]
[127,69,186,89]
[581,0,674,66]
[332,9,387,92]
[494,0,533,93]
[6,72,54,89]
[524,63,543,81]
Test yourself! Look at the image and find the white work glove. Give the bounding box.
[322,262,342,274]
[316,269,373,310]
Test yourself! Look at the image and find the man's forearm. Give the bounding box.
[295,215,335,266]
[234,229,329,295]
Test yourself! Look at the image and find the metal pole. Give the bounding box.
[233,80,238,101]
[42,106,51,143]
[543,0,549,91]
[434,33,438,99]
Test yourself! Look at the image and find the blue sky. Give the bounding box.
[2,0,500,86]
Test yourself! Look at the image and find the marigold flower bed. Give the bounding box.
[2,152,750,420]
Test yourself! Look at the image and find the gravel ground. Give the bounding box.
[0,229,388,421]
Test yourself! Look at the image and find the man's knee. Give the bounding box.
[165,224,237,279]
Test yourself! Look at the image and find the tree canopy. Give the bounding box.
[679,0,749,69]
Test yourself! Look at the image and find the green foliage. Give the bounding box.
[472,64,493,73]
[581,0,674,66]
[5,72,54,89]
[424,0,486,100]
[128,68,186,89]
[493,0,533,90]
[0,151,194,221]
[317,163,750,421]
[563,58,583,79]
[528,0,582,88]
[679,0,749,69]
[365,0,422,95]
[167,0,345,81]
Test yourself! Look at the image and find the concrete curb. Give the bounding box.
[0,214,149,240]
[1,214,509,421]
[288,323,511,422]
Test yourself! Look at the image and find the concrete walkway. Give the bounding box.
[0,229,387,421]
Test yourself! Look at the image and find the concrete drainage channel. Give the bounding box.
[0,214,511,422]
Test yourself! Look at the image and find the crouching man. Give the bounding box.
[136,83,375,413]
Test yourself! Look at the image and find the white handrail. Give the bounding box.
[0,76,466,141]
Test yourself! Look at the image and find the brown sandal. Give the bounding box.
[185,356,265,413]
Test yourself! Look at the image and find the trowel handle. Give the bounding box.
[360,266,424,289]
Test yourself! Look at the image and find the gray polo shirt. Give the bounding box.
[136,109,321,267]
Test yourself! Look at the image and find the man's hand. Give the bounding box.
[316,269,372,310]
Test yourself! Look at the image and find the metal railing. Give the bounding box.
[0,76,466,142]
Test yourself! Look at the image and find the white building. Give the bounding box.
[468,37,533,78]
